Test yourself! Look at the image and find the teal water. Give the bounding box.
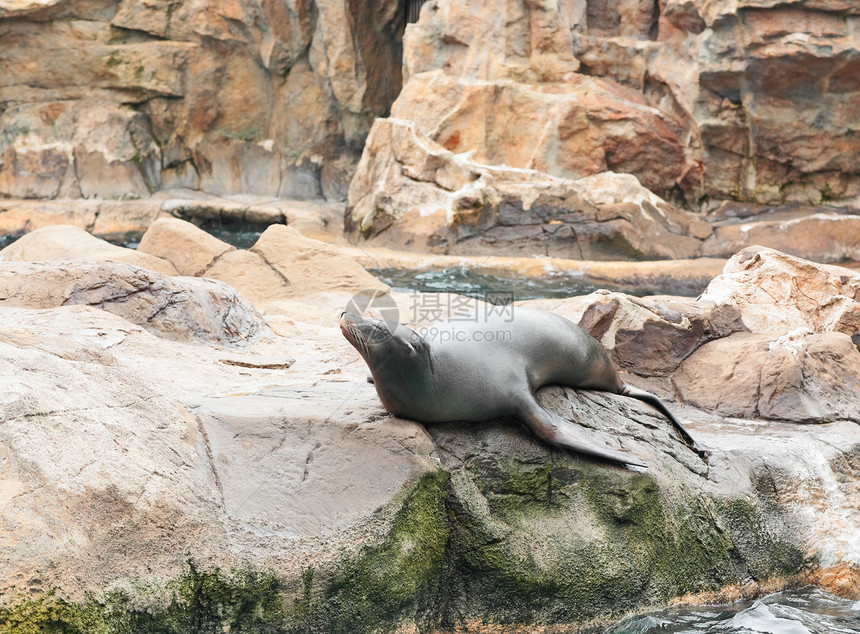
[106,227,703,299]
[369,266,702,300]
[605,588,860,633]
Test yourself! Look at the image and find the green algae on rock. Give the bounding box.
[0,565,287,634]
[0,448,824,633]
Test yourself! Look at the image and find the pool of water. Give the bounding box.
[102,228,699,299]
[3,224,702,300]
[604,588,860,634]
[368,266,698,300]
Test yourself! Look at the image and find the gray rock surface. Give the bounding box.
[0,304,436,602]
[0,260,272,346]
[0,231,857,630]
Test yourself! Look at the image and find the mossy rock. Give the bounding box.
[0,453,810,633]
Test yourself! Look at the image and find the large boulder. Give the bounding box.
[399,0,700,198]
[0,224,178,275]
[573,291,747,377]
[136,219,388,313]
[673,330,860,422]
[345,118,711,259]
[0,301,857,630]
[0,304,437,604]
[248,224,387,297]
[137,217,235,276]
[699,246,860,335]
[0,260,271,346]
[675,248,859,422]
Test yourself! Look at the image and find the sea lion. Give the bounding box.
[339,307,698,468]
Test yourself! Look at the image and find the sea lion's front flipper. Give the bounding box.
[516,395,647,469]
[620,384,699,450]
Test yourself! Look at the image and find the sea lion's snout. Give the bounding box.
[339,311,364,328]
[339,312,367,348]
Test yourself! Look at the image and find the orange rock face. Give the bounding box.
[345,118,712,259]
[394,0,860,204]
[0,0,405,201]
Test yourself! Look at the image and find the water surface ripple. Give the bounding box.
[605,588,860,634]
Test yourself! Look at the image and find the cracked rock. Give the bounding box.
[345,118,711,259]
[0,260,271,346]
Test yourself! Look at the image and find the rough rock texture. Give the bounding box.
[0,0,406,201]
[393,69,693,196]
[0,260,271,346]
[528,247,860,425]
[389,0,860,205]
[689,2,860,203]
[396,0,699,197]
[574,291,748,377]
[0,295,857,630]
[699,246,860,336]
[3,0,857,208]
[702,203,860,263]
[345,118,712,259]
[0,231,858,631]
[426,390,859,620]
[344,118,860,262]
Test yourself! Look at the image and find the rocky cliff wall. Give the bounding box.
[0,0,404,201]
[393,0,860,206]
[3,0,858,209]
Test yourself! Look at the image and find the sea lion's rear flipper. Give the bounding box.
[620,384,699,451]
[516,396,647,469]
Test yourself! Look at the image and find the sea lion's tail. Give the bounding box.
[620,384,699,451]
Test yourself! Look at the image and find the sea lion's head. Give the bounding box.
[339,311,433,416]
[339,311,426,367]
